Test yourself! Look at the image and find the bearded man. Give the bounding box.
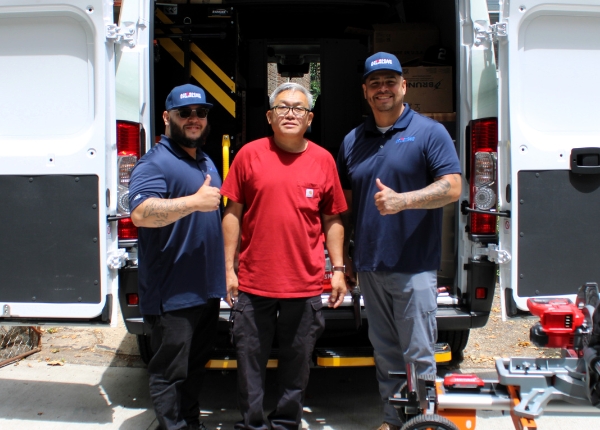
[128,84,225,430]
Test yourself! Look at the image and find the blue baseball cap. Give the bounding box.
[363,52,403,79]
[165,84,213,110]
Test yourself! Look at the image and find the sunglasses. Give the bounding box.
[174,107,209,119]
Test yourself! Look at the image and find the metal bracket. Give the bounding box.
[461,200,511,218]
[107,214,130,222]
[106,24,136,47]
[2,304,10,317]
[107,248,129,270]
[474,21,508,46]
[473,243,511,264]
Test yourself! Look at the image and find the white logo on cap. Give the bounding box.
[180,92,202,99]
[371,59,393,66]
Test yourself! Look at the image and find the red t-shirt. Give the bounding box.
[220,137,347,298]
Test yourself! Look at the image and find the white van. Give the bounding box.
[1,0,598,367]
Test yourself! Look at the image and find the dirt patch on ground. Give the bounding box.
[24,326,144,368]
[459,291,561,369]
[9,291,558,370]
[13,308,145,368]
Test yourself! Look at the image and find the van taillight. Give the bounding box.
[469,118,498,236]
[118,217,138,240]
[116,121,141,240]
[126,293,139,306]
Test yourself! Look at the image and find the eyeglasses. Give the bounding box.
[174,107,209,119]
[271,105,311,118]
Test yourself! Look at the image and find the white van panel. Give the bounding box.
[499,0,600,313]
[456,0,499,296]
[513,9,600,167]
[116,0,153,135]
[0,0,117,323]
[0,13,93,139]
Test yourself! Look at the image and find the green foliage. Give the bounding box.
[309,63,321,106]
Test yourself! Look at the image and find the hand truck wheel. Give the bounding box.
[399,413,459,430]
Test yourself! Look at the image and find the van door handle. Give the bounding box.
[571,148,600,174]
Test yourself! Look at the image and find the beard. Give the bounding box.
[169,121,211,148]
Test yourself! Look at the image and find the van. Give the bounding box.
[2,0,598,368]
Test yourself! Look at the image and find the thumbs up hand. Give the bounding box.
[194,174,221,212]
[374,178,404,215]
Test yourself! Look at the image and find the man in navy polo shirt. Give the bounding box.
[337,53,462,430]
[128,84,226,430]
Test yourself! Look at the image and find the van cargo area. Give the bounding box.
[115,0,498,367]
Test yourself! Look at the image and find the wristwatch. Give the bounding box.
[332,265,345,273]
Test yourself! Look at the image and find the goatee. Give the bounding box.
[170,122,211,148]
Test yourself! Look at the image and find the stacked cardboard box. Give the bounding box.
[372,23,439,65]
[403,66,453,113]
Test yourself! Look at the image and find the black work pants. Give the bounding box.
[145,299,220,430]
[231,292,325,430]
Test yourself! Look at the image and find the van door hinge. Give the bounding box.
[3,304,10,317]
[472,243,511,264]
[474,21,508,46]
[106,24,136,47]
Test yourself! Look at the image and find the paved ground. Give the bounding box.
[1,301,599,429]
[2,359,598,430]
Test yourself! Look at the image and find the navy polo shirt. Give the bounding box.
[128,135,226,315]
[337,105,461,273]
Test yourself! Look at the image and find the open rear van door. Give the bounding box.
[497,0,600,316]
[0,0,120,325]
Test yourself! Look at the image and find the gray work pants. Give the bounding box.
[359,271,437,427]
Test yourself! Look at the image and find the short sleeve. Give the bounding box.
[128,158,168,212]
[320,155,348,215]
[220,148,247,205]
[426,122,461,178]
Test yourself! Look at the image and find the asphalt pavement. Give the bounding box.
[1,313,599,429]
[2,361,599,430]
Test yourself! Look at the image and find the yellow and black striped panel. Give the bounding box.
[155,8,236,118]
[204,343,452,369]
[315,343,452,368]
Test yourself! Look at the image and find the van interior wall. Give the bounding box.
[403,0,457,51]
[150,1,458,156]
[149,2,459,287]
[398,0,459,287]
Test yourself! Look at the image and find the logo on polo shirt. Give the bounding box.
[396,136,416,143]
[180,92,203,100]
[306,189,314,198]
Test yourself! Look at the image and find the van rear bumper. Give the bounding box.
[121,305,491,337]
[119,266,493,335]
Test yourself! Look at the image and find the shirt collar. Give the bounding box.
[365,103,414,134]
[158,134,207,161]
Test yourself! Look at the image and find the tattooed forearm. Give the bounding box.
[142,200,193,224]
[401,174,461,210]
[405,178,453,209]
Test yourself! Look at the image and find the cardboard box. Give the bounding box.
[403,66,453,113]
[420,113,457,139]
[372,23,439,65]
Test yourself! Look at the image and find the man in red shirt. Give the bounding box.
[221,82,347,430]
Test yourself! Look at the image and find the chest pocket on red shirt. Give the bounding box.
[296,182,321,211]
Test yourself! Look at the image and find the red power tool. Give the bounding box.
[528,297,590,356]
